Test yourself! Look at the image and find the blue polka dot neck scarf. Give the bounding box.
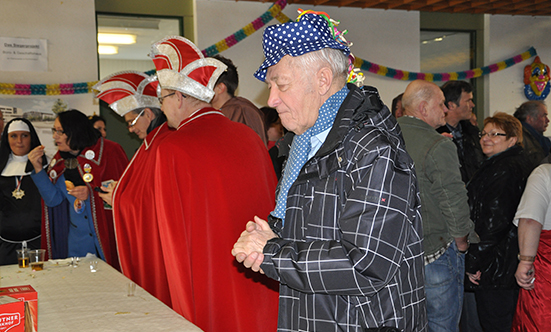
[272,86,349,224]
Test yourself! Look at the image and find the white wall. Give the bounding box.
[99,59,155,80]
[488,15,551,135]
[196,0,419,108]
[1,0,98,85]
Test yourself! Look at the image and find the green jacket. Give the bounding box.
[398,116,474,256]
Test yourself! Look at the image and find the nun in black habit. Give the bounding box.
[0,118,46,265]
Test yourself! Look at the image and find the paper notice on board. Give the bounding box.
[0,37,48,72]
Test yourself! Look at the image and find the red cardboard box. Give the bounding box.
[0,286,37,332]
[0,296,25,332]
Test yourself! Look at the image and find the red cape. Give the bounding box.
[113,123,174,307]
[154,109,279,332]
[42,138,128,269]
[512,230,551,331]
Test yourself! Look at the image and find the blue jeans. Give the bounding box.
[425,241,465,332]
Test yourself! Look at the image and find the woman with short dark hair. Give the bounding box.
[88,114,107,138]
[28,109,128,269]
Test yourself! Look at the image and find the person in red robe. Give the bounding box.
[512,164,551,331]
[93,71,175,306]
[149,36,279,332]
[28,110,128,269]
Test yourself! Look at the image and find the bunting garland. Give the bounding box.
[0,0,539,96]
[202,0,290,57]
[0,0,290,96]
[0,82,96,96]
[354,47,537,82]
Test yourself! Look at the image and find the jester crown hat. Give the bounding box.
[150,36,227,103]
[254,10,352,82]
[93,71,161,117]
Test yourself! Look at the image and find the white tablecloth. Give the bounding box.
[0,256,203,332]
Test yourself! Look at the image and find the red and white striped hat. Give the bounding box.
[150,36,226,103]
[93,71,160,117]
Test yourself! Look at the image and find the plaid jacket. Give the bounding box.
[262,84,427,332]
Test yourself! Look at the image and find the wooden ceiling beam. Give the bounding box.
[410,4,450,10]
[529,0,551,9]
[353,0,387,4]
[338,0,361,6]
[358,0,401,9]
[449,0,470,6]
[313,0,334,5]
[383,0,419,9]
[423,0,449,5]
[421,3,472,13]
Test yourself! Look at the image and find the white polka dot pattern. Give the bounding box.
[254,13,350,82]
[272,87,349,223]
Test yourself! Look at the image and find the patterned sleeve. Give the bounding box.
[262,139,420,296]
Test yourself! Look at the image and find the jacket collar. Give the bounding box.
[277,84,395,160]
[317,84,390,158]
[144,122,168,151]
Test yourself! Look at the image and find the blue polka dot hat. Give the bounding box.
[254,12,351,82]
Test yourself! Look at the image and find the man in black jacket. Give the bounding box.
[438,80,485,332]
[232,11,427,332]
[514,100,550,168]
[437,80,485,183]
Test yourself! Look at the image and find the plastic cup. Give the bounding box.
[28,249,46,271]
[89,259,98,273]
[127,282,136,297]
[16,249,29,268]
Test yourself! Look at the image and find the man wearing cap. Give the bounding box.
[149,36,279,332]
[94,71,166,141]
[232,11,426,332]
[93,71,175,307]
[123,105,165,140]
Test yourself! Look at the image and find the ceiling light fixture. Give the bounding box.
[98,33,137,45]
[98,45,119,55]
[97,16,160,30]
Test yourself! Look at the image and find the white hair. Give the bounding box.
[293,48,348,83]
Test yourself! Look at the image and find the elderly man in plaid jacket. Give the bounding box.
[232,11,427,332]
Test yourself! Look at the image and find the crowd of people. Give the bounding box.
[1,9,551,332]
[392,79,550,332]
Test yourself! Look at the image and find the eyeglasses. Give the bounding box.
[158,92,176,105]
[128,109,146,128]
[51,128,65,136]
[479,131,507,138]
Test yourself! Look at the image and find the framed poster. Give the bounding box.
[0,94,97,159]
